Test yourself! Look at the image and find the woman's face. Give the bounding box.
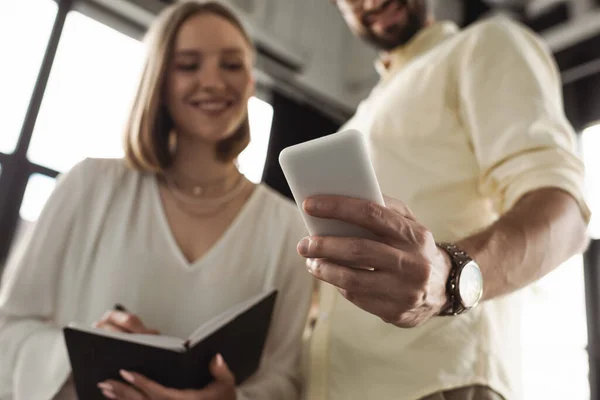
[164,13,254,145]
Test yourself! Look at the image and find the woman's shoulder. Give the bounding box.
[70,157,134,178]
[256,184,300,216]
[55,158,145,204]
[254,184,307,234]
[61,158,141,188]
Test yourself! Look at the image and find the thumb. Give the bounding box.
[210,353,235,385]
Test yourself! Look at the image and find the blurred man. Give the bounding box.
[298,1,591,399]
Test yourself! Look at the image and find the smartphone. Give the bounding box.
[278,129,385,239]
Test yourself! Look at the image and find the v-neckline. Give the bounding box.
[150,175,263,270]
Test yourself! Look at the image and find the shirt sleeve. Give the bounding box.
[0,159,91,400]
[235,215,313,400]
[457,17,591,222]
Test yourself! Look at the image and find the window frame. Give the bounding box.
[585,239,600,400]
[0,0,146,264]
[0,0,68,266]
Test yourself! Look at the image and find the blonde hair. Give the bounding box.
[124,0,254,172]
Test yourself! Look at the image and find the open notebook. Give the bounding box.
[63,289,277,400]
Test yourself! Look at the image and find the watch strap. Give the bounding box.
[437,242,472,316]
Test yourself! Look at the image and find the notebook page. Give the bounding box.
[67,323,186,351]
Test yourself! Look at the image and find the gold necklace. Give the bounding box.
[168,170,234,197]
[164,173,248,216]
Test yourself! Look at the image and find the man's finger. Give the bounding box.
[302,196,411,240]
[120,370,178,399]
[306,258,385,295]
[383,195,416,220]
[98,380,144,400]
[297,236,400,271]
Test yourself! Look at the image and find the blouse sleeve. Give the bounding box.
[0,159,92,400]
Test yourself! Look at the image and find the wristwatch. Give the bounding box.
[436,242,484,316]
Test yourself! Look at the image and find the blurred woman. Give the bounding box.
[0,2,312,399]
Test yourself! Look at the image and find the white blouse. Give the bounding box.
[0,158,313,400]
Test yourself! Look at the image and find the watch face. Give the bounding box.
[458,260,483,308]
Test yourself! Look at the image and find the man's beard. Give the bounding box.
[360,0,428,51]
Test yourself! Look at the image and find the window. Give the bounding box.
[520,254,589,400]
[518,125,600,400]
[239,96,274,183]
[13,9,274,223]
[27,11,145,173]
[582,124,600,239]
[24,9,274,181]
[0,0,57,154]
[20,174,56,222]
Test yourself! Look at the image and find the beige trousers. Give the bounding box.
[419,385,505,400]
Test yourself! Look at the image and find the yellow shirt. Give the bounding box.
[306,16,590,400]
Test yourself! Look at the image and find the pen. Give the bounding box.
[114,304,128,312]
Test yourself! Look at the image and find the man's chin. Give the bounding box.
[363,19,426,50]
[363,32,411,51]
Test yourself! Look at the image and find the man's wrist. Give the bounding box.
[432,246,453,315]
[436,242,485,316]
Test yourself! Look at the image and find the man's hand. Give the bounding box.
[297,195,452,328]
[97,354,236,400]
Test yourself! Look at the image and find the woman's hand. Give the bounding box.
[98,354,236,400]
[93,309,160,335]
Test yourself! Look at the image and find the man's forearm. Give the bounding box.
[457,188,589,301]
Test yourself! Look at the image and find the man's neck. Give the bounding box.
[379,17,437,63]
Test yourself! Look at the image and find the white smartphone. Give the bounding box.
[278,129,385,239]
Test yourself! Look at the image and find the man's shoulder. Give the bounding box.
[432,15,552,73]
[463,15,525,34]
[454,16,544,51]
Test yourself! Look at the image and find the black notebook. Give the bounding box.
[63,290,277,400]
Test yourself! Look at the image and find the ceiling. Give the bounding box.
[457,0,600,129]
[93,0,600,127]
